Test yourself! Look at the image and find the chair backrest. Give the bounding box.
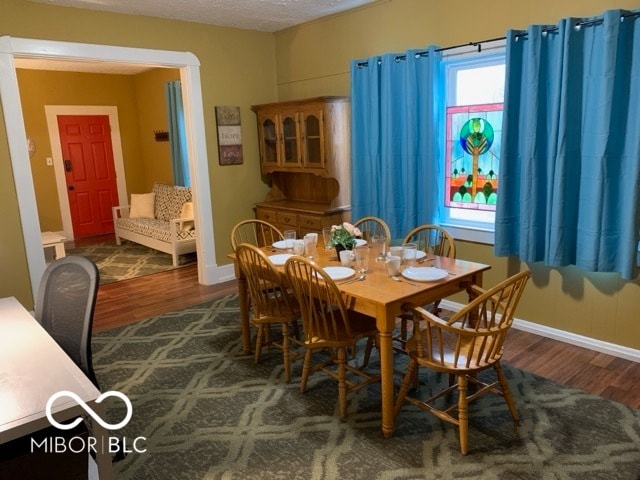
[231,219,284,251]
[412,270,531,370]
[403,224,456,258]
[353,216,391,244]
[235,243,296,321]
[35,255,100,388]
[284,256,355,346]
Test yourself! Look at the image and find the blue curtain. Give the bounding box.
[495,9,640,279]
[350,46,443,240]
[165,80,190,187]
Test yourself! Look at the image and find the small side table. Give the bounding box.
[41,231,67,260]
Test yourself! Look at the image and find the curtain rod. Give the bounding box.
[355,11,640,68]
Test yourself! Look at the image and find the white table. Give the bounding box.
[41,232,67,260]
[0,297,113,479]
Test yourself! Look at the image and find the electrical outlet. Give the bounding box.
[46,157,53,166]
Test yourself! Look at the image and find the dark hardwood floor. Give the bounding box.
[92,257,640,410]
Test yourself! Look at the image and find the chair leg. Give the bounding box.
[337,347,348,421]
[394,358,418,417]
[457,375,469,455]
[281,323,291,383]
[300,349,313,393]
[495,362,520,424]
[254,325,265,364]
[361,336,375,368]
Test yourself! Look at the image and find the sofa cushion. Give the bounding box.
[153,183,175,221]
[129,193,155,218]
[179,202,195,231]
[115,217,196,243]
[152,182,192,221]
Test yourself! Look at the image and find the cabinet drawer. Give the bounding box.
[276,211,298,227]
[256,207,277,224]
[298,214,323,231]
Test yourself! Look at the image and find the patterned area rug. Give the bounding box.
[67,240,197,284]
[93,295,640,480]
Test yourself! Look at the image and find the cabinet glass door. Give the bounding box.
[281,114,301,167]
[302,112,324,168]
[260,117,278,166]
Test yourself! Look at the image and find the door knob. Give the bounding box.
[68,185,75,191]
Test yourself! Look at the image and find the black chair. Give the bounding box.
[35,255,100,388]
[34,255,126,462]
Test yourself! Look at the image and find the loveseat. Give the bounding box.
[112,182,196,266]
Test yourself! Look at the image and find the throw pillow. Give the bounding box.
[129,193,155,219]
[179,201,195,231]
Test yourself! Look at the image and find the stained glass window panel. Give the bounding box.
[445,103,502,212]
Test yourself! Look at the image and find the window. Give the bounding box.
[439,52,505,243]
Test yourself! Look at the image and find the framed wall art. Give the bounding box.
[215,106,243,165]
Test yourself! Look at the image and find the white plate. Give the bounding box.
[272,240,290,250]
[415,250,427,259]
[402,267,448,282]
[268,253,292,266]
[323,266,355,281]
[355,238,367,247]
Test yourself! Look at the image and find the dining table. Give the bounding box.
[0,296,114,479]
[229,242,490,438]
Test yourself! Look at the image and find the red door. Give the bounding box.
[58,115,119,238]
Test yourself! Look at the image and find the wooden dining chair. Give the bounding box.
[231,219,283,251]
[284,256,380,420]
[353,216,391,244]
[395,224,457,354]
[235,243,300,382]
[402,224,456,258]
[393,270,532,455]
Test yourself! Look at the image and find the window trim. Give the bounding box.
[439,48,506,246]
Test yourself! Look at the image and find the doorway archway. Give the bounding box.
[0,36,227,301]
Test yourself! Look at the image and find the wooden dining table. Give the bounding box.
[229,244,490,438]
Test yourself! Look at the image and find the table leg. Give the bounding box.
[90,403,114,480]
[378,329,395,438]
[237,276,252,355]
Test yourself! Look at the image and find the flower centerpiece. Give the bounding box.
[329,222,362,253]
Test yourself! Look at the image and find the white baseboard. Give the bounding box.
[438,299,640,364]
[201,262,236,285]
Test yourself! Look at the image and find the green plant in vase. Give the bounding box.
[329,222,361,253]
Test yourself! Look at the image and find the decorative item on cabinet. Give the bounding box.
[251,97,351,233]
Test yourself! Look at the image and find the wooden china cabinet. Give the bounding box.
[251,96,351,237]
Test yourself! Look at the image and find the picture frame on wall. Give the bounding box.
[215,106,243,165]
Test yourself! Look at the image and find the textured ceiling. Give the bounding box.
[29,0,376,33]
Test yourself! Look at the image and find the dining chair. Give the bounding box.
[35,255,100,388]
[231,219,284,251]
[395,224,457,354]
[284,256,380,420]
[393,270,532,455]
[353,216,391,244]
[235,243,300,382]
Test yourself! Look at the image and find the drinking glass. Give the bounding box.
[304,236,318,260]
[304,232,318,247]
[385,255,401,276]
[354,245,370,274]
[371,235,386,262]
[283,230,296,251]
[292,240,305,255]
[322,227,333,250]
[339,249,354,267]
[401,242,418,267]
